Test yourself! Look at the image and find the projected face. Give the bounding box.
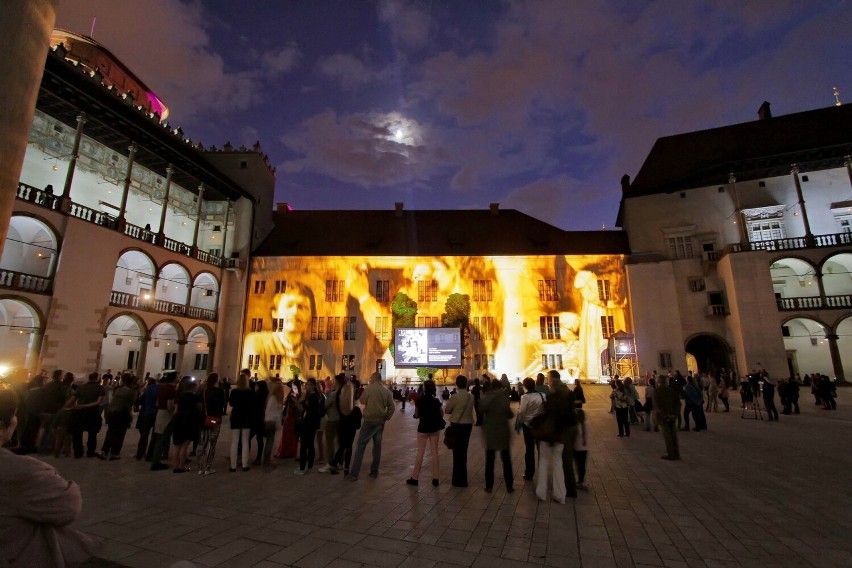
[274,291,310,336]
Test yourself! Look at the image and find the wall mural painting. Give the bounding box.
[242,255,629,383]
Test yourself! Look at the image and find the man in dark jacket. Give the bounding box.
[547,370,577,498]
[653,375,680,460]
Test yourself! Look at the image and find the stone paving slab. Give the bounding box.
[57,384,852,567]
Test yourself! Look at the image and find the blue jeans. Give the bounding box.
[349,421,384,478]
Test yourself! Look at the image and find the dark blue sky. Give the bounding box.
[57,1,852,230]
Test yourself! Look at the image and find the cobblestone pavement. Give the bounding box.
[47,384,851,568]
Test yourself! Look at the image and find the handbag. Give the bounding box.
[443,394,472,449]
[530,412,558,442]
[203,390,221,428]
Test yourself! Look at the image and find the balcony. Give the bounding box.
[728,232,852,255]
[0,269,52,294]
[705,304,727,317]
[17,182,236,269]
[109,291,217,321]
[776,295,852,311]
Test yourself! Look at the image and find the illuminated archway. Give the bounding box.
[100,314,146,374]
[770,257,818,305]
[183,325,213,377]
[782,317,831,379]
[188,272,219,316]
[0,297,42,372]
[1,216,59,291]
[835,315,852,382]
[156,262,190,307]
[146,321,183,378]
[821,253,852,298]
[112,249,156,298]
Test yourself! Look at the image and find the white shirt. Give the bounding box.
[518,391,546,426]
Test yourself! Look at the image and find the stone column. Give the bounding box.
[191,183,205,255]
[728,173,748,245]
[25,331,44,372]
[59,112,87,209]
[156,164,174,244]
[220,202,231,259]
[136,336,149,378]
[176,340,187,376]
[791,165,813,245]
[825,333,846,384]
[116,143,138,231]
[206,342,216,374]
[0,0,57,259]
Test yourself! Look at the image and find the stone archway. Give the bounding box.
[685,333,732,377]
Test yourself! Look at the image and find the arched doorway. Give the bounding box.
[100,314,146,374]
[685,334,732,377]
[0,298,42,372]
[183,325,213,377]
[782,317,832,379]
[146,321,183,379]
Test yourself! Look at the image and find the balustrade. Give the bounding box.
[109,290,215,320]
[0,269,52,293]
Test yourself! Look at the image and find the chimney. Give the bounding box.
[620,174,631,194]
[394,202,404,217]
[276,202,291,212]
[489,202,499,216]
[758,101,772,120]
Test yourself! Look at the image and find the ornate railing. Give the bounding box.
[109,290,216,321]
[776,295,852,311]
[0,268,52,294]
[729,232,852,254]
[17,181,231,269]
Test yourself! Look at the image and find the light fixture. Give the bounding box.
[52,164,59,171]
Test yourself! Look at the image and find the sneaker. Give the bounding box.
[197,469,205,475]
[203,469,217,476]
[294,468,307,476]
[317,464,331,473]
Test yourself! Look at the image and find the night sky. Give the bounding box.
[55,1,852,230]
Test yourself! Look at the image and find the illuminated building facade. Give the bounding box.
[241,204,632,383]
[0,32,273,379]
[618,102,852,381]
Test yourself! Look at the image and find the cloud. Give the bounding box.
[502,176,570,226]
[316,53,381,90]
[262,42,301,74]
[378,0,432,50]
[54,0,265,121]
[279,110,448,187]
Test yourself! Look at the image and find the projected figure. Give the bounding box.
[397,329,428,364]
[243,283,319,378]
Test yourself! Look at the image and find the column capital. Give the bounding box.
[790,164,800,175]
[177,340,188,346]
[728,172,736,184]
[166,164,175,175]
[825,333,839,341]
[76,112,87,125]
[845,155,852,167]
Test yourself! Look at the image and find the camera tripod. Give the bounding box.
[741,393,764,420]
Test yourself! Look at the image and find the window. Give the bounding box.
[474,353,494,370]
[247,354,260,370]
[667,236,694,259]
[253,280,266,294]
[658,352,672,369]
[269,354,282,371]
[163,352,177,370]
[342,354,355,371]
[688,277,705,292]
[747,220,785,242]
[835,216,852,233]
[541,354,563,370]
[601,315,615,339]
[250,318,263,332]
[193,353,208,370]
[326,316,340,340]
[309,354,323,371]
[471,316,496,341]
[375,317,389,340]
[417,316,439,328]
[271,318,284,332]
[782,325,791,337]
[708,292,725,314]
[325,279,344,302]
[375,280,390,302]
[311,317,327,340]
[474,354,480,369]
[473,280,493,302]
[538,279,558,301]
[539,316,560,340]
[597,279,611,302]
[344,317,357,340]
[274,280,287,294]
[418,280,438,302]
